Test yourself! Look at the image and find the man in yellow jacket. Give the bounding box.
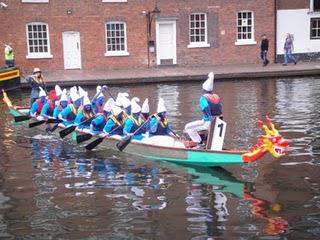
[4,43,14,67]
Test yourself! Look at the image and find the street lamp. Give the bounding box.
[145,3,160,68]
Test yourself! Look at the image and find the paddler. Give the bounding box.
[123,98,144,140]
[26,67,46,106]
[140,98,150,123]
[39,89,58,118]
[184,72,223,148]
[29,87,47,117]
[148,98,175,137]
[58,86,83,126]
[53,89,68,118]
[92,85,106,114]
[90,98,114,133]
[74,94,95,130]
[102,104,125,137]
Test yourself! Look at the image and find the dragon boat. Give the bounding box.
[2,91,289,167]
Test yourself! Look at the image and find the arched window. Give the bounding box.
[26,22,52,59]
[105,21,129,56]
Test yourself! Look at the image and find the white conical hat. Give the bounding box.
[121,94,131,109]
[96,85,104,99]
[83,95,91,106]
[78,86,87,97]
[141,98,149,113]
[60,89,68,102]
[157,97,166,113]
[115,93,123,107]
[131,97,141,114]
[39,87,46,97]
[70,90,81,102]
[111,104,123,116]
[103,98,115,112]
[202,72,214,91]
[55,85,62,96]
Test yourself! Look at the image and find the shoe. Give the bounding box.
[282,64,287,66]
[266,60,269,65]
[294,61,297,65]
[184,140,198,148]
[195,143,206,149]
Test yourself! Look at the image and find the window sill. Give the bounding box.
[234,40,257,46]
[22,0,49,3]
[105,51,130,57]
[187,43,211,48]
[308,10,320,14]
[26,53,53,59]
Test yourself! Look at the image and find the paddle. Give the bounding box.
[46,123,59,133]
[76,133,93,144]
[59,117,94,139]
[29,120,46,128]
[116,119,149,152]
[47,118,64,124]
[14,115,32,122]
[85,125,122,151]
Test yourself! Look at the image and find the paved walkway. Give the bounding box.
[21,62,320,88]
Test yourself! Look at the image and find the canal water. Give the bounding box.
[0,77,319,239]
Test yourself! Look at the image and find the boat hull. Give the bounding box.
[8,107,247,167]
[0,67,21,91]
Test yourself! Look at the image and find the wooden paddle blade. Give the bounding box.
[85,137,104,151]
[29,120,46,128]
[116,136,132,152]
[14,115,32,122]
[59,125,76,138]
[76,133,92,144]
[47,118,63,124]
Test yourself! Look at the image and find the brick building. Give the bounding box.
[0,0,275,73]
[277,0,320,61]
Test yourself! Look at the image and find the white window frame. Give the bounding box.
[235,10,256,46]
[105,21,129,57]
[188,12,210,48]
[102,0,127,2]
[22,0,49,3]
[310,0,320,12]
[26,22,53,59]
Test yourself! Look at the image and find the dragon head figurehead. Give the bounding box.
[243,116,289,163]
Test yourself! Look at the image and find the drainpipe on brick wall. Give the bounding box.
[274,0,278,63]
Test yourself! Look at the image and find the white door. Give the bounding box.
[156,20,176,65]
[62,31,81,69]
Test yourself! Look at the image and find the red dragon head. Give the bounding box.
[243,116,289,162]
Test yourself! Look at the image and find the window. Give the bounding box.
[310,0,320,12]
[22,0,49,3]
[105,21,129,56]
[235,11,256,45]
[26,22,52,59]
[188,13,210,48]
[311,18,320,39]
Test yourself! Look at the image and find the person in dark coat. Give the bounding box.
[260,34,269,66]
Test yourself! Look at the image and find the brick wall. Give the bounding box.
[278,0,309,10]
[0,0,275,73]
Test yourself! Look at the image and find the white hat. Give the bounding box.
[60,89,68,102]
[78,86,87,98]
[115,92,129,107]
[103,98,115,112]
[157,97,166,113]
[39,87,46,97]
[96,85,105,99]
[55,85,62,96]
[70,91,81,102]
[131,97,141,114]
[111,104,123,116]
[141,98,149,113]
[121,94,131,109]
[33,67,41,74]
[202,72,214,92]
[83,95,91,106]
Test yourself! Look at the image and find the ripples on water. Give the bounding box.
[0,78,319,239]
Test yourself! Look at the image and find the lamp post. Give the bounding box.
[146,3,160,68]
